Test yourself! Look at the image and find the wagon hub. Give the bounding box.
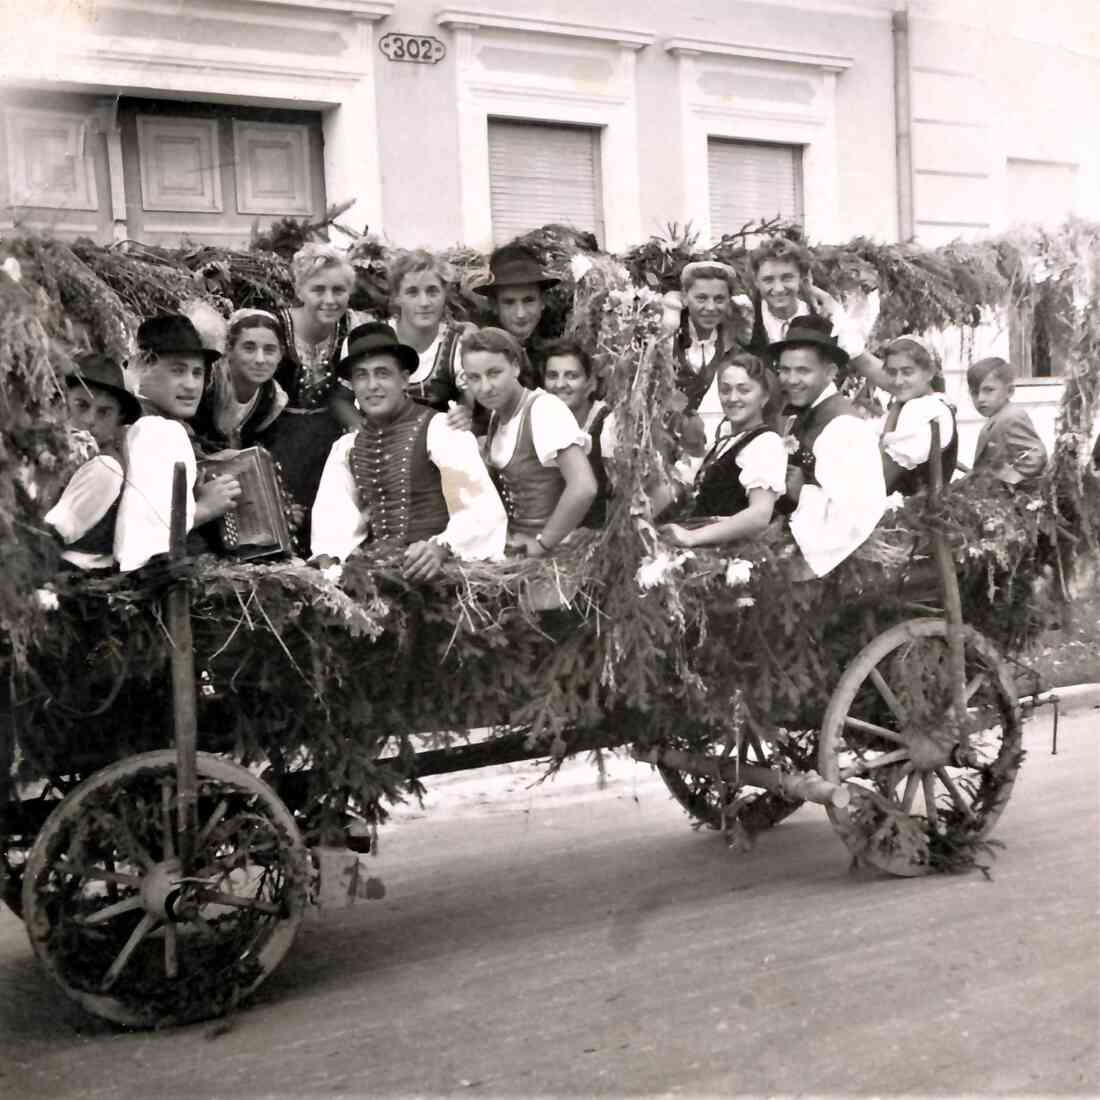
[905,732,953,771]
[139,859,194,922]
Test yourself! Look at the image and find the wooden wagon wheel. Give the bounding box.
[658,718,810,838]
[819,619,1023,877]
[21,750,309,1028]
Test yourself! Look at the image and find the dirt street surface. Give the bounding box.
[1,708,1097,1099]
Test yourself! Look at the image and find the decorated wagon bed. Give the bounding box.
[2,218,1098,1029]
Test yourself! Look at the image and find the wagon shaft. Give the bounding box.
[633,747,850,809]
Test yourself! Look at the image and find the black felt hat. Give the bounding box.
[66,352,143,424]
[335,322,420,379]
[768,313,849,368]
[473,245,561,296]
[136,314,221,365]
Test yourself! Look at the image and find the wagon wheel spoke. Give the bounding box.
[164,924,178,980]
[195,799,230,852]
[900,770,921,813]
[843,716,909,746]
[100,912,159,992]
[55,860,142,888]
[195,889,282,916]
[79,895,145,927]
[161,780,176,862]
[839,746,910,781]
[921,772,941,832]
[934,767,977,820]
[868,667,906,724]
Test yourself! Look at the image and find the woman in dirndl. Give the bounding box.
[263,243,370,546]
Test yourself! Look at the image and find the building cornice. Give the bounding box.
[435,8,654,49]
[238,0,393,17]
[665,37,853,73]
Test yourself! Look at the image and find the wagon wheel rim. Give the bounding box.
[657,719,812,836]
[819,619,1023,877]
[21,750,309,1028]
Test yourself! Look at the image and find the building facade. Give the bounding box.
[2,0,1098,455]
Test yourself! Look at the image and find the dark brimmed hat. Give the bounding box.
[473,245,561,297]
[768,314,849,368]
[136,314,221,365]
[336,322,420,379]
[66,352,143,424]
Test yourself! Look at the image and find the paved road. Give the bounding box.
[1,708,1097,1099]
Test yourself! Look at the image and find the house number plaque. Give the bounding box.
[379,33,446,64]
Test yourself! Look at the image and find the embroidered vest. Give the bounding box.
[274,308,351,410]
[349,402,449,545]
[691,425,774,519]
[890,399,959,496]
[487,390,566,540]
[582,404,612,529]
[775,392,857,516]
[407,324,463,413]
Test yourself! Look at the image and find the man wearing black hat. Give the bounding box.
[772,315,886,577]
[44,353,142,571]
[310,323,506,579]
[474,243,560,372]
[115,314,242,572]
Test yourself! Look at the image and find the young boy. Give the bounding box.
[967,357,1047,484]
[44,353,142,571]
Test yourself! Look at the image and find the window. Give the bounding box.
[708,138,803,239]
[487,119,604,246]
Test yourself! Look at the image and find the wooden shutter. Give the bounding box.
[488,119,604,245]
[708,138,803,238]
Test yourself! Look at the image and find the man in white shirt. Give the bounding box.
[772,315,886,578]
[44,353,142,571]
[311,323,507,580]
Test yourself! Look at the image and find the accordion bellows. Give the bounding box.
[199,447,293,561]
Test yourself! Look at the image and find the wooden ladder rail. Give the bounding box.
[166,462,199,872]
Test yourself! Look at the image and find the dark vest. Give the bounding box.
[68,496,121,557]
[193,377,283,449]
[747,295,821,365]
[407,324,464,413]
[487,390,566,540]
[349,402,449,545]
[673,313,736,415]
[891,399,959,497]
[775,391,858,515]
[581,403,612,529]
[691,425,774,519]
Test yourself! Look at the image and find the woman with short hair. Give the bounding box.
[265,242,370,546]
[386,249,476,413]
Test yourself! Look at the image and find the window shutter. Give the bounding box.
[488,119,604,246]
[708,139,803,238]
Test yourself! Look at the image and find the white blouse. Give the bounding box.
[705,428,788,496]
[487,389,590,470]
[787,383,887,578]
[44,455,125,570]
[114,417,197,572]
[311,414,507,563]
[880,394,955,469]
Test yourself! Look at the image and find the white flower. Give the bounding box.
[724,558,753,587]
[321,563,344,585]
[2,256,22,284]
[1025,498,1044,512]
[736,596,755,608]
[636,550,692,590]
[35,589,59,612]
[569,255,594,282]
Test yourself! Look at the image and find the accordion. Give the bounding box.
[198,446,293,561]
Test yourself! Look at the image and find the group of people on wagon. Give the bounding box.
[43,233,1047,586]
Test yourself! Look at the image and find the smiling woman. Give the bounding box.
[114,315,242,572]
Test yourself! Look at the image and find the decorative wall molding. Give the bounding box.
[136,116,223,213]
[442,19,644,251]
[665,38,853,73]
[232,120,314,215]
[238,0,393,16]
[436,8,654,49]
[4,108,99,211]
